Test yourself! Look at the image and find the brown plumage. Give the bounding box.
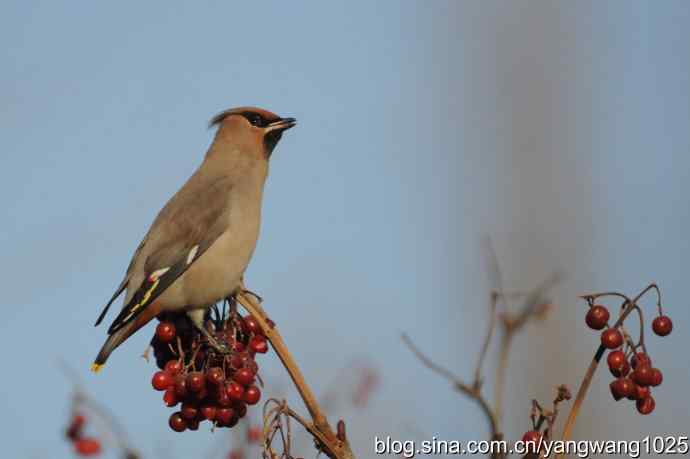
[92,107,296,371]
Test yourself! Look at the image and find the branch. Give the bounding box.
[236,289,356,459]
[402,334,501,442]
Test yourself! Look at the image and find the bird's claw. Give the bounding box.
[241,288,263,303]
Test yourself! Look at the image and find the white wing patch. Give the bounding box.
[186,245,199,265]
[148,267,170,282]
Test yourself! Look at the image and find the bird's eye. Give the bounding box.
[250,114,263,127]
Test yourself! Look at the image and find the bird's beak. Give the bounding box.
[266,117,297,133]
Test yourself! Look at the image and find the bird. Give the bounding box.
[91,107,296,372]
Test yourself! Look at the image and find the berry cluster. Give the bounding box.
[584,302,673,416]
[149,306,269,432]
[65,413,102,456]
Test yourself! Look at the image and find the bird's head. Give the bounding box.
[209,107,296,160]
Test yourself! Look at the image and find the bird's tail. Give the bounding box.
[91,323,134,373]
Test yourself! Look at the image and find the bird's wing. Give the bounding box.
[102,174,233,335]
[94,235,148,326]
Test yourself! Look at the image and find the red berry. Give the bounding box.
[206,367,225,386]
[234,401,247,418]
[217,389,233,407]
[652,315,673,336]
[156,321,176,343]
[216,407,235,425]
[650,368,663,387]
[610,378,634,401]
[232,341,245,352]
[174,375,189,397]
[521,431,542,453]
[632,365,654,387]
[187,372,206,393]
[228,354,244,369]
[600,328,623,349]
[586,305,610,330]
[228,450,244,459]
[626,382,640,400]
[181,401,199,420]
[631,352,651,369]
[187,418,200,431]
[234,367,255,386]
[163,388,179,407]
[164,360,183,375]
[607,350,630,377]
[636,396,655,415]
[247,425,262,443]
[635,384,651,401]
[200,403,217,421]
[226,382,244,401]
[243,385,261,405]
[74,437,101,456]
[242,315,263,335]
[152,371,174,391]
[169,412,187,432]
[249,336,269,354]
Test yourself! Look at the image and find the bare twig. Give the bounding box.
[494,271,562,421]
[236,288,355,459]
[402,334,501,442]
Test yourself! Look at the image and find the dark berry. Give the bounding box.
[586,305,610,330]
[152,371,174,391]
[234,367,255,386]
[187,371,206,393]
[636,396,655,415]
[610,378,634,401]
[156,321,176,343]
[181,401,198,420]
[234,401,247,418]
[650,368,663,387]
[632,365,654,387]
[226,382,244,401]
[600,328,623,349]
[249,336,269,354]
[200,403,217,421]
[163,388,179,407]
[607,350,630,377]
[626,382,640,400]
[174,375,189,397]
[169,412,187,432]
[243,385,261,405]
[164,360,183,375]
[652,316,673,336]
[635,384,651,401]
[206,367,225,386]
[631,352,651,369]
[216,407,235,426]
[217,389,232,407]
[242,315,262,335]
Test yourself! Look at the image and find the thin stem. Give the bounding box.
[402,333,501,441]
[474,293,498,388]
[494,333,511,423]
[236,290,355,459]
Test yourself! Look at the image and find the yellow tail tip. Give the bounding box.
[90,363,104,373]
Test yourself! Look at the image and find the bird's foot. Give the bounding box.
[240,288,263,303]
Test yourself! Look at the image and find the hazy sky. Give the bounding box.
[1,2,689,458]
